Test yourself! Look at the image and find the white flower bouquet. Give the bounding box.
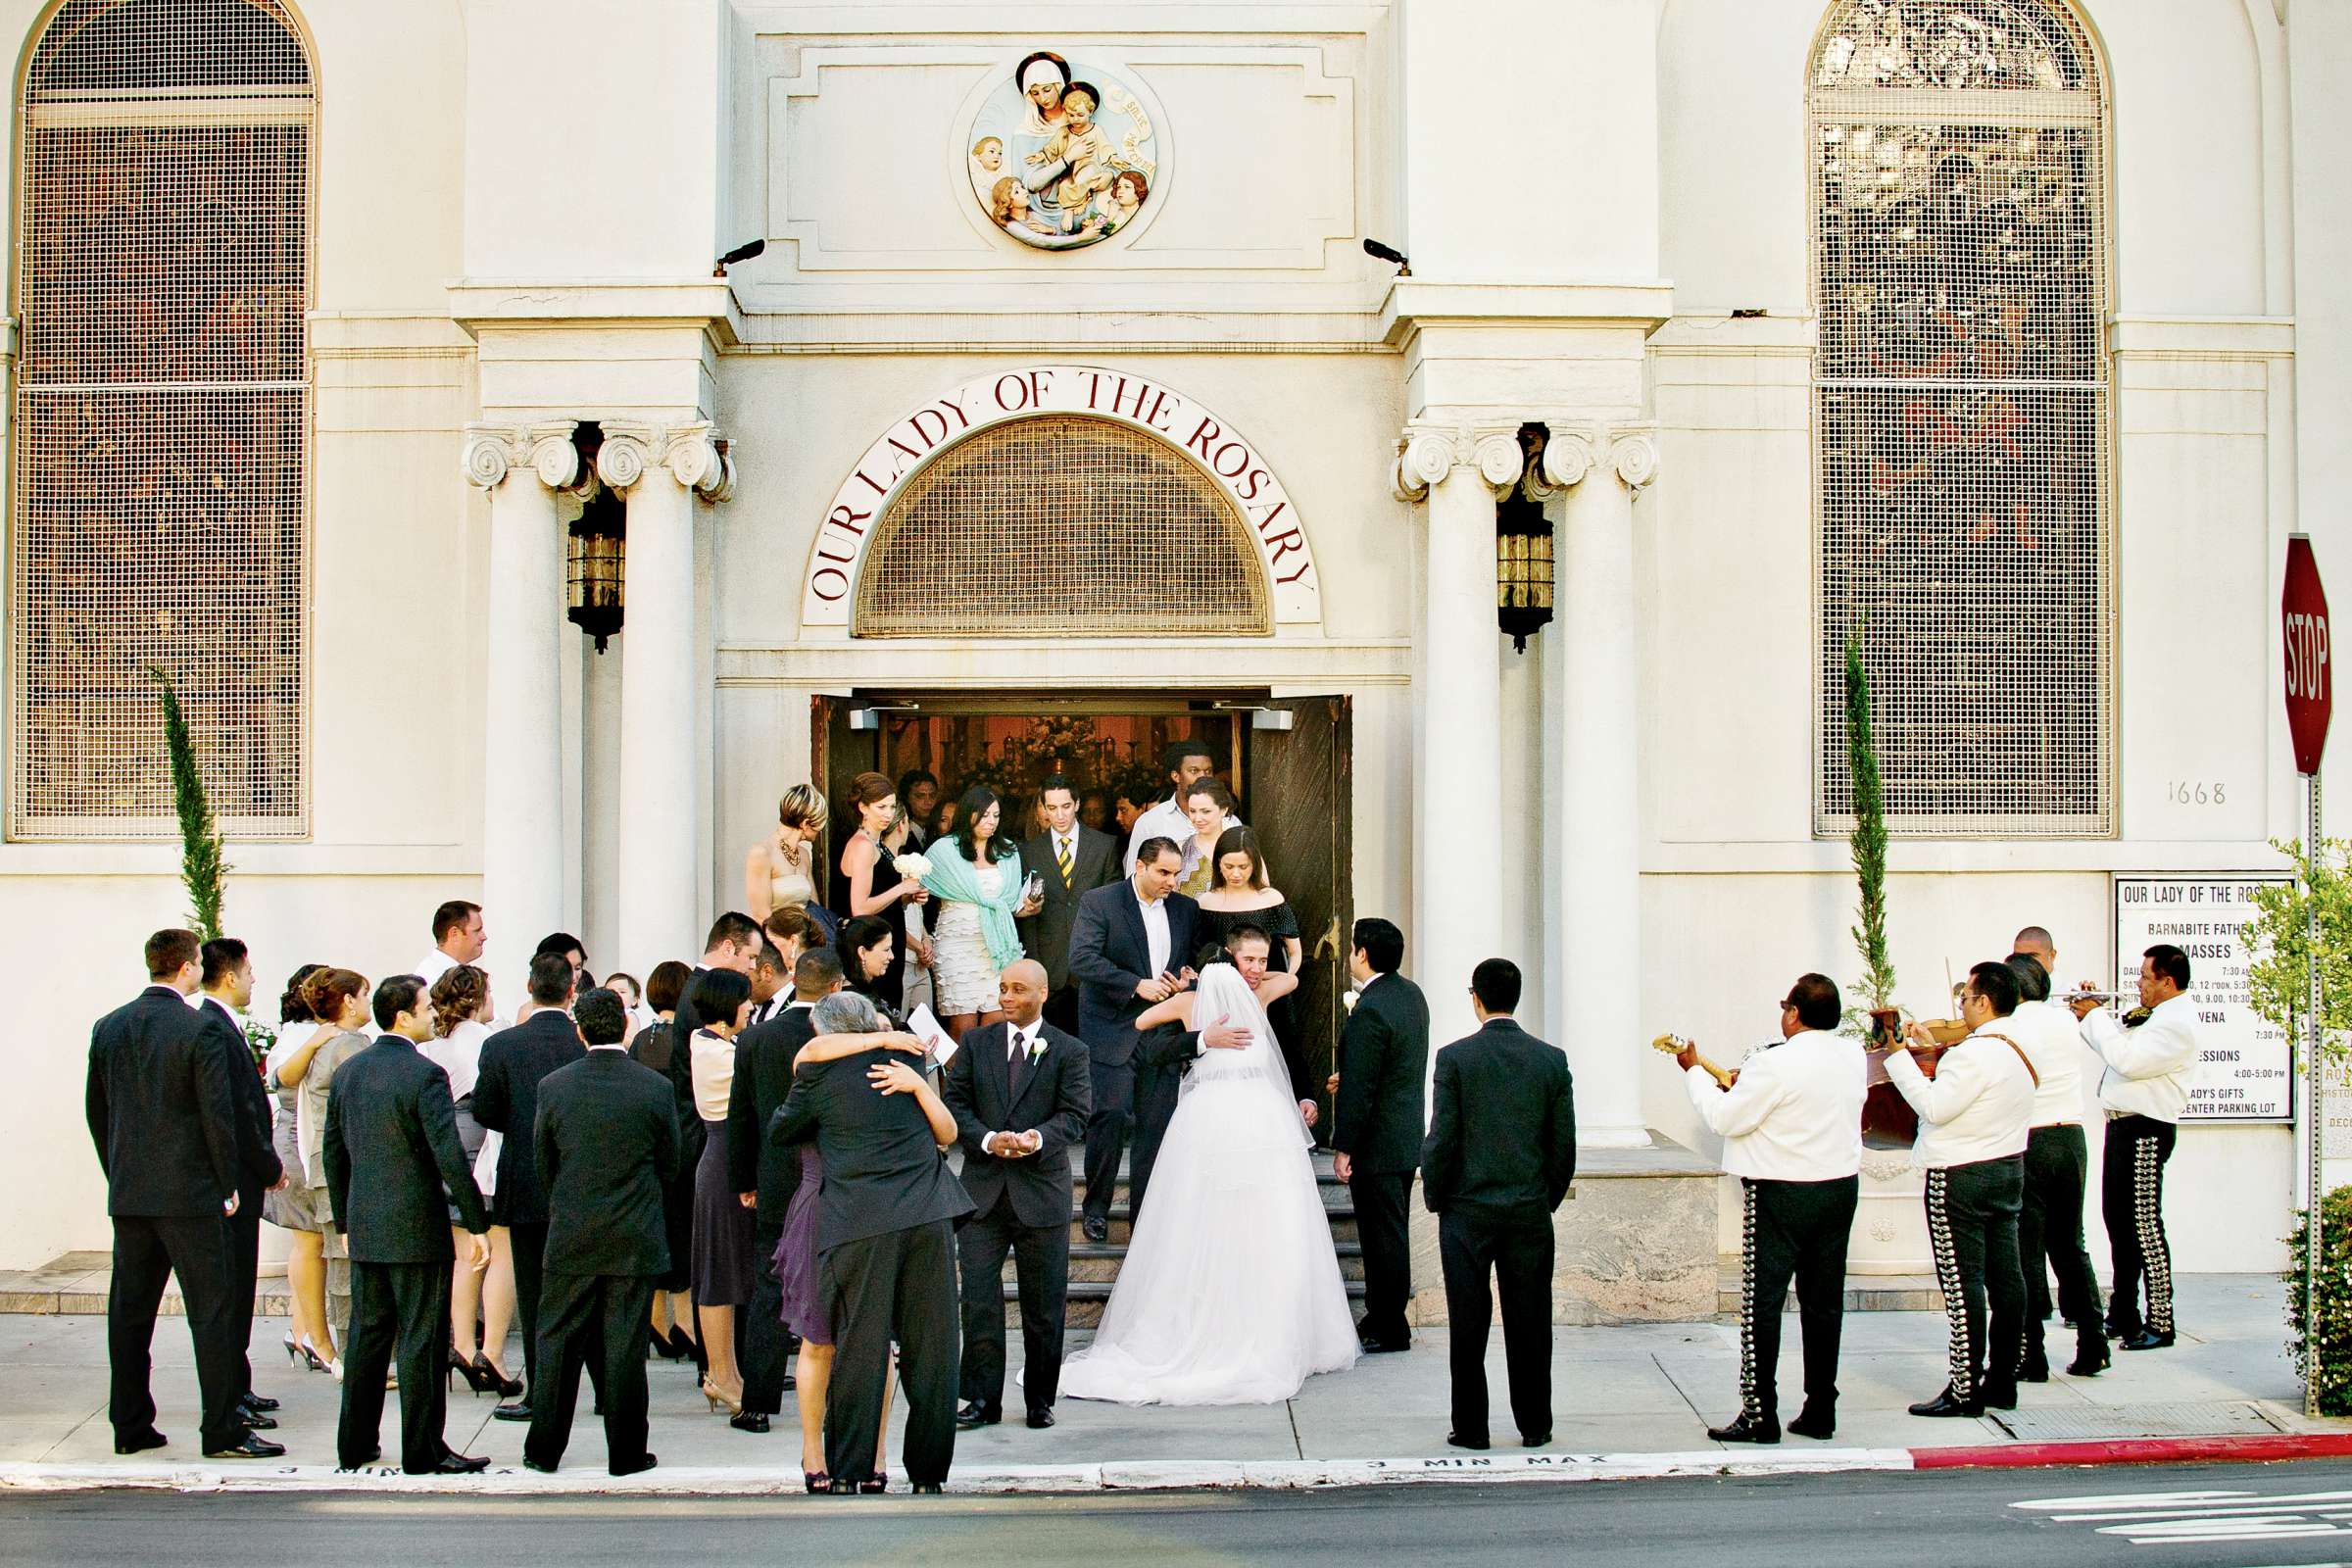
[894,852,935,880]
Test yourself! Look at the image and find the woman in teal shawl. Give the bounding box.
[917,785,1041,1038]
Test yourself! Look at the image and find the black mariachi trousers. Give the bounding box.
[1735,1175,1858,1423]
[2018,1123,2106,1358]
[2101,1114,2178,1339]
[1925,1154,2025,1403]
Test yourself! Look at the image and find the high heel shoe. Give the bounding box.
[452,1348,499,1396]
[650,1326,685,1362]
[700,1379,743,1416]
[804,1470,830,1494]
[861,1469,888,1494]
[471,1353,523,1398]
[283,1334,330,1374]
[675,1329,708,1375]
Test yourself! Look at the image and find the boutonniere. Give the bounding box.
[1343,990,1359,1012]
[1027,1037,1049,1063]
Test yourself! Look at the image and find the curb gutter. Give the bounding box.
[1,1435,2347,1497]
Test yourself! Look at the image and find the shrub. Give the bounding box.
[2284,1186,2352,1416]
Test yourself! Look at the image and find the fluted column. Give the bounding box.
[601,421,732,975]
[1396,424,1521,1047]
[464,421,580,1007]
[1542,424,1656,1148]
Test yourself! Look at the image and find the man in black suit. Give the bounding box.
[85,929,277,1460]
[524,988,678,1476]
[192,937,287,1430]
[1066,837,1200,1241]
[1421,958,1576,1451]
[470,951,586,1420]
[728,946,845,1430]
[943,959,1091,1431]
[1333,916,1432,1354]
[1016,772,1122,1034]
[770,992,974,1494]
[325,975,493,1474]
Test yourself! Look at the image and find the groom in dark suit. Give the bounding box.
[1421,958,1575,1450]
[1017,772,1121,1034]
[770,992,974,1494]
[325,975,493,1473]
[524,988,678,1476]
[1067,837,1200,1241]
[943,959,1091,1431]
[1333,916,1432,1354]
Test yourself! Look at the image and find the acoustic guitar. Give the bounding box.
[1650,1033,1739,1090]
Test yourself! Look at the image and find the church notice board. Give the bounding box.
[2113,874,2291,1123]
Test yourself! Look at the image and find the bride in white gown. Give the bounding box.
[1059,959,1360,1405]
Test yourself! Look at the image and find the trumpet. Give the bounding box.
[2060,989,2128,1005]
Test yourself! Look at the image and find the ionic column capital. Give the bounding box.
[599,419,735,503]
[1540,421,1661,496]
[461,420,582,491]
[1392,422,1525,503]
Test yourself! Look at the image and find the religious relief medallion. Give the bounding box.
[967,50,1160,251]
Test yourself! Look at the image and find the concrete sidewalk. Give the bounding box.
[1,1274,2338,1492]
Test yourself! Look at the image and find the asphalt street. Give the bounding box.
[15,1460,2352,1566]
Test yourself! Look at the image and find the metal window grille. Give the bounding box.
[1809,0,2112,836]
[11,0,314,837]
[853,415,1274,638]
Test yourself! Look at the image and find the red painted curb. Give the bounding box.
[1912,1432,2352,1469]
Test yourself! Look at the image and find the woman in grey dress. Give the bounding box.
[263,963,332,1372]
[268,966,371,1380]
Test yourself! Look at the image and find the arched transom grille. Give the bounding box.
[1809,0,2112,836]
[11,0,314,837]
[854,415,1273,638]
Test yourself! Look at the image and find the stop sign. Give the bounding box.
[2284,534,2332,775]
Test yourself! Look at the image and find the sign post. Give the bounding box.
[2284,533,2332,1416]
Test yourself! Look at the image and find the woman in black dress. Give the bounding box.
[687,967,758,1413]
[1195,826,1308,1110]
[834,771,926,1004]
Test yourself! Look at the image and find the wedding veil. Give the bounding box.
[1184,961,1310,1148]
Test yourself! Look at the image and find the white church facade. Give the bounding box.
[1,0,2341,1305]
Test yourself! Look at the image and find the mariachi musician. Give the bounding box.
[1670,972,1864,1444]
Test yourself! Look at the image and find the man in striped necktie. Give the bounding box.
[1017,773,1123,1033]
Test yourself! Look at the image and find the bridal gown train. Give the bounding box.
[1060,966,1360,1406]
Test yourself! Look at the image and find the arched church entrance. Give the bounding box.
[803,371,1351,1167]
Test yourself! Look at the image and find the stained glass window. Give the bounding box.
[9,0,314,837]
[1811,0,2111,835]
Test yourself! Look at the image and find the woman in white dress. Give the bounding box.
[1060,960,1360,1406]
[916,786,1040,1041]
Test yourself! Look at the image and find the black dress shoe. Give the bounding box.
[730,1412,770,1434]
[828,1476,861,1494]
[1521,1432,1549,1448]
[912,1482,945,1494]
[2066,1345,2112,1378]
[1358,1337,1410,1354]
[522,1456,558,1474]
[239,1393,280,1412]
[1446,1431,1490,1450]
[1980,1379,2019,1411]
[1907,1386,1984,1418]
[2121,1328,2176,1351]
[2019,1350,2050,1384]
[1026,1408,1055,1430]
[113,1430,168,1455]
[492,1401,533,1422]
[205,1433,287,1459]
[338,1448,381,1470]
[1081,1215,1108,1244]
[1786,1408,1835,1441]
[237,1408,278,1431]
[956,1401,1002,1431]
[418,1451,491,1475]
[1706,1412,1781,1444]
[611,1453,659,1478]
